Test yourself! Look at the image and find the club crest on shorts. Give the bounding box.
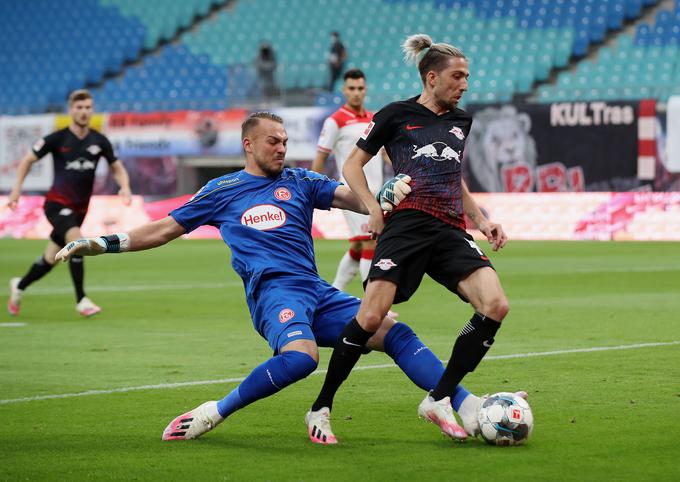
[449,126,465,140]
[274,187,291,201]
[374,258,397,271]
[279,308,295,323]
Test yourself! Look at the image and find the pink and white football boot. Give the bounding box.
[304,407,338,445]
[418,394,468,441]
[162,401,224,441]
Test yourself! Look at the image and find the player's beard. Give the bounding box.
[256,156,285,177]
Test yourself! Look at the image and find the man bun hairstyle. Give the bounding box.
[241,111,284,140]
[402,33,466,84]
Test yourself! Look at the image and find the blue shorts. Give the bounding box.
[246,274,361,353]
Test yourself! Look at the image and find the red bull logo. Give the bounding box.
[411,142,461,162]
[240,204,287,230]
[449,126,465,140]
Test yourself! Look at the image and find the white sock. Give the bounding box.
[457,394,481,436]
[332,251,360,290]
[359,257,372,282]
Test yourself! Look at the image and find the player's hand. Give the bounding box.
[6,191,20,211]
[376,174,411,212]
[55,238,107,262]
[478,221,508,251]
[368,207,385,238]
[118,187,132,206]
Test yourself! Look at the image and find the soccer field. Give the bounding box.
[1,238,679,481]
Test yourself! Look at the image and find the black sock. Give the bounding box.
[311,318,375,412]
[430,312,501,401]
[17,256,54,290]
[69,256,86,302]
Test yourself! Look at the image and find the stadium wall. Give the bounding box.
[2,192,679,241]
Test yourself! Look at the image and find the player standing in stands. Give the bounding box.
[312,68,388,291]
[306,34,513,442]
[54,112,487,444]
[6,89,131,317]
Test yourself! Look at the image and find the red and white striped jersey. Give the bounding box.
[317,106,384,193]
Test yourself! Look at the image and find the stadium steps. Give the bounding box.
[84,0,235,96]
[525,0,669,103]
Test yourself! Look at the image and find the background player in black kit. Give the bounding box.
[7,89,131,317]
[306,34,522,443]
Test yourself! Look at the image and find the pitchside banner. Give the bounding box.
[105,110,248,157]
[0,114,56,191]
[464,102,641,192]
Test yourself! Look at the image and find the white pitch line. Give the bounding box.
[0,322,27,328]
[1,340,678,406]
[22,282,242,296]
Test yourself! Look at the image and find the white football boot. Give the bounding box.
[7,277,23,316]
[459,390,529,436]
[304,407,338,445]
[162,401,224,441]
[76,297,102,317]
[418,394,468,440]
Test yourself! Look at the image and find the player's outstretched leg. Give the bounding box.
[7,278,23,316]
[163,350,318,441]
[162,401,224,441]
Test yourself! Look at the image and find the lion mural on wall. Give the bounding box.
[464,105,538,192]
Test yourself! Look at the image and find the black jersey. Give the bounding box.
[32,127,117,213]
[356,96,472,229]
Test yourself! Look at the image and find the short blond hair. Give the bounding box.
[68,89,93,106]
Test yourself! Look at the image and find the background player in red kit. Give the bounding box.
[312,69,390,291]
[6,89,131,317]
[306,34,516,442]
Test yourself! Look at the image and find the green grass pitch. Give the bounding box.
[1,238,679,481]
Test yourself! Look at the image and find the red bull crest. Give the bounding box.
[449,126,465,140]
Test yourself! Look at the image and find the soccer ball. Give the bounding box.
[477,392,534,446]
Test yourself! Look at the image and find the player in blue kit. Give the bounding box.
[55,112,487,444]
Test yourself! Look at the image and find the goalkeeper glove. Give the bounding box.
[376,173,412,211]
[55,234,129,262]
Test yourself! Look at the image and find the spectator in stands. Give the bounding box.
[255,41,278,99]
[327,31,347,92]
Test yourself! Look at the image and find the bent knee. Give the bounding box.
[481,296,509,322]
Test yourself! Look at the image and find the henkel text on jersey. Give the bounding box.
[357,97,472,229]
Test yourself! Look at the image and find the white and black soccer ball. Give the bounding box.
[477,392,534,446]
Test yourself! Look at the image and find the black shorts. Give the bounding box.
[367,209,494,304]
[44,201,86,247]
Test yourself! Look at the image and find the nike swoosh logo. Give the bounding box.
[482,340,493,348]
[405,124,424,130]
[342,337,362,347]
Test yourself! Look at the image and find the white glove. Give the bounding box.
[55,238,107,262]
[376,174,412,211]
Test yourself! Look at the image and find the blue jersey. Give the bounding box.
[170,168,341,294]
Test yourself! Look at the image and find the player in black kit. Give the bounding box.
[305,34,522,443]
[7,89,131,317]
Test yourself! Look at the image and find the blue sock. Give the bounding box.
[383,322,470,410]
[216,350,317,418]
